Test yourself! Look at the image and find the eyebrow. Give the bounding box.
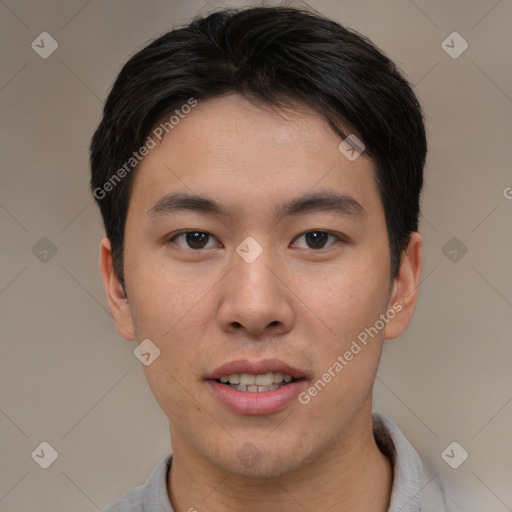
[147,190,365,221]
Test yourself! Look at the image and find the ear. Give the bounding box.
[99,237,136,340]
[384,232,423,340]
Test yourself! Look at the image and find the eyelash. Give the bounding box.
[166,230,345,251]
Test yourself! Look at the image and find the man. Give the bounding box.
[90,5,457,511]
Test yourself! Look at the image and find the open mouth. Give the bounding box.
[207,363,308,414]
[215,372,301,392]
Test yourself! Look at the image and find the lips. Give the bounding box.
[205,359,307,381]
[205,359,308,415]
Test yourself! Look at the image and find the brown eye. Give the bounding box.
[293,231,340,250]
[169,231,216,250]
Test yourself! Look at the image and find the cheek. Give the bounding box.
[135,299,207,428]
[291,258,390,343]
[295,268,388,428]
[127,250,213,339]
[290,255,390,405]
[126,253,220,400]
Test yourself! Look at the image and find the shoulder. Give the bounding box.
[372,412,463,512]
[102,485,144,512]
[102,454,174,512]
[420,458,465,512]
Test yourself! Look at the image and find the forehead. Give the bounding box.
[127,93,382,221]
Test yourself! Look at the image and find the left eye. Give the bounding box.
[169,231,218,250]
[292,231,340,250]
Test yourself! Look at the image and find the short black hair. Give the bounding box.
[90,5,426,290]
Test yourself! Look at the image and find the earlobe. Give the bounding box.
[384,232,423,340]
[99,237,136,340]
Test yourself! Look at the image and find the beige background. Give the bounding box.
[0,0,511,510]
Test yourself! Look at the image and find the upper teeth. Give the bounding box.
[219,372,293,385]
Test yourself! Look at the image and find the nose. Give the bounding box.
[217,246,295,338]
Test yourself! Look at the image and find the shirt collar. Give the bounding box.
[142,454,174,512]
[373,412,424,512]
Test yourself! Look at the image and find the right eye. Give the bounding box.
[166,231,219,250]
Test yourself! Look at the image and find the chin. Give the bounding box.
[203,437,311,479]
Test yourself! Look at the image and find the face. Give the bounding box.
[100,93,421,478]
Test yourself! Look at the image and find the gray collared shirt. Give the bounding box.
[103,412,459,511]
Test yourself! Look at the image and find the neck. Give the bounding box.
[168,405,393,512]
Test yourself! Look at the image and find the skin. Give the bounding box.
[99,93,422,512]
